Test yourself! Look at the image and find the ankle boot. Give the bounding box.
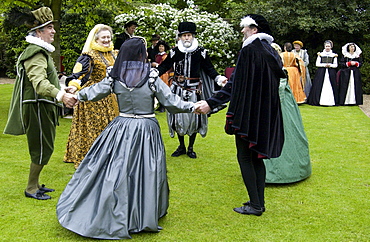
[187,147,197,159]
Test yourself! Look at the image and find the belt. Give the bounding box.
[119,113,155,118]
[175,76,200,82]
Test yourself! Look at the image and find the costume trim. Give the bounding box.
[242,33,273,48]
[25,35,55,52]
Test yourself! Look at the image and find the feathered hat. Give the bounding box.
[240,14,272,36]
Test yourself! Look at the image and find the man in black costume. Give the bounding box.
[114,20,138,50]
[157,21,227,159]
[147,34,160,65]
[196,14,285,215]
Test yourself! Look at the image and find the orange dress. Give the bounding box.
[280,52,306,103]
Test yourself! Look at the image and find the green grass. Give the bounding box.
[0,83,369,241]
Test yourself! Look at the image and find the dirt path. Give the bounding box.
[1,77,369,117]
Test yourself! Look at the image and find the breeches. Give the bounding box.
[23,102,58,165]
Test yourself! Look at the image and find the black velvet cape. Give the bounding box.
[226,38,286,158]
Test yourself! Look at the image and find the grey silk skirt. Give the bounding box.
[57,116,169,239]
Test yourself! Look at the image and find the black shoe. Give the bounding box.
[186,147,197,159]
[25,190,51,200]
[233,203,263,216]
[171,146,186,157]
[39,184,55,193]
[244,201,265,212]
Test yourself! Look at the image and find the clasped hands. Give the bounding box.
[62,86,78,108]
[193,100,211,115]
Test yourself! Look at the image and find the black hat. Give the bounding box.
[178,22,196,36]
[124,20,138,29]
[240,14,272,35]
[155,40,170,52]
[150,34,160,41]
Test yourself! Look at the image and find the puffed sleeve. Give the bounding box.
[65,54,92,87]
[154,77,194,113]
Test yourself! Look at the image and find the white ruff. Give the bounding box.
[242,33,274,48]
[26,35,55,52]
[178,38,199,53]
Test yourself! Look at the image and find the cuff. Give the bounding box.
[56,90,66,102]
[215,75,227,86]
[68,79,82,90]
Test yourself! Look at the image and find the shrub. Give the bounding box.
[114,4,240,73]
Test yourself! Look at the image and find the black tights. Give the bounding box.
[178,133,197,148]
[235,135,266,209]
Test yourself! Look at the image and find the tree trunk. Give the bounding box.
[50,0,62,72]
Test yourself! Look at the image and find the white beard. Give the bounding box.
[182,40,192,48]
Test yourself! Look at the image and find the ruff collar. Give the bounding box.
[25,35,55,52]
[242,33,274,48]
[91,41,114,52]
[177,38,199,53]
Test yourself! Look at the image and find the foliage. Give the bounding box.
[114,3,240,72]
[0,83,370,241]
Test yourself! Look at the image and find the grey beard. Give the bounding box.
[183,41,192,48]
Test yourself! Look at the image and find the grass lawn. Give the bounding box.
[0,83,369,241]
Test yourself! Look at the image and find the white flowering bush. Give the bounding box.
[114,4,239,72]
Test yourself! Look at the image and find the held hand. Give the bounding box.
[65,86,77,94]
[62,93,77,108]
[195,100,211,114]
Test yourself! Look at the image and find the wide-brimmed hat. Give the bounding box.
[178,22,197,36]
[30,7,56,31]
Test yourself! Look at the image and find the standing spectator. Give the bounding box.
[114,20,138,50]
[292,40,312,97]
[157,21,227,158]
[57,37,197,239]
[4,7,76,200]
[337,43,363,105]
[307,40,338,106]
[280,42,306,104]
[64,24,119,168]
[196,14,286,215]
[154,40,171,112]
[147,34,160,65]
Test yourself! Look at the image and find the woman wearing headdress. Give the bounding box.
[292,40,312,97]
[307,40,338,106]
[337,43,363,105]
[57,37,196,239]
[280,42,306,104]
[63,24,119,168]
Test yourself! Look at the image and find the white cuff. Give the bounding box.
[56,90,66,102]
[215,75,227,86]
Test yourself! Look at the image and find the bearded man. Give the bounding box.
[157,21,227,159]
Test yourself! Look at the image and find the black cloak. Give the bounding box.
[209,38,285,159]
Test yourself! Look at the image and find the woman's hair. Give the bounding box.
[324,40,333,48]
[347,43,356,52]
[94,25,113,40]
[284,42,293,52]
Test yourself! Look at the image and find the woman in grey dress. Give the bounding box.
[57,37,196,239]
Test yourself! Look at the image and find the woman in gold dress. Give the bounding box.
[280,42,306,104]
[64,24,119,168]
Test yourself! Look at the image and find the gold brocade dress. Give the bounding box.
[64,49,119,168]
[280,52,306,104]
